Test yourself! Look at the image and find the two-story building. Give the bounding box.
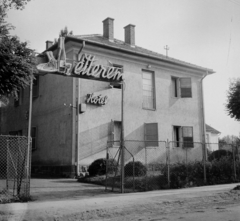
[0,18,214,177]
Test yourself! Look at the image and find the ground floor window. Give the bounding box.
[173,126,194,148]
[145,123,158,147]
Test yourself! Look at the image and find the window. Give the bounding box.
[14,90,22,107]
[173,126,194,148]
[173,126,181,147]
[110,64,123,89]
[110,120,121,146]
[142,70,155,110]
[33,76,39,98]
[171,77,192,98]
[145,123,158,147]
[31,127,37,150]
[180,78,192,98]
[182,126,194,148]
[9,130,22,136]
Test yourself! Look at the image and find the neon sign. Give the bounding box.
[86,93,108,106]
[73,54,123,82]
[36,37,123,83]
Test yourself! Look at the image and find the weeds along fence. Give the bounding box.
[106,140,240,193]
[0,135,31,200]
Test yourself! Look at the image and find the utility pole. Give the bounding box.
[164,45,170,57]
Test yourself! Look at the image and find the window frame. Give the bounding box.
[171,76,192,98]
[173,126,194,148]
[142,70,156,110]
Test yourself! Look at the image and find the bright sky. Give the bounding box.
[6,0,240,137]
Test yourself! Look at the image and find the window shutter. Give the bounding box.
[182,126,194,148]
[180,78,192,98]
[145,123,158,147]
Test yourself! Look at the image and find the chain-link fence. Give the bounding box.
[106,140,167,192]
[106,140,240,193]
[0,135,31,201]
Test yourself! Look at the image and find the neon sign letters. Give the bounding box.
[73,54,123,82]
[86,93,108,106]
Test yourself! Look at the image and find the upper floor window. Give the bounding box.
[172,77,192,98]
[33,76,39,98]
[142,70,155,110]
[14,90,22,107]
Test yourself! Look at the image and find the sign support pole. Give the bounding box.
[121,81,125,193]
[27,77,33,196]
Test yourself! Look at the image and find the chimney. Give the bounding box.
[124,24,135,47]
[45,40,53,50]
[103,17,114,41]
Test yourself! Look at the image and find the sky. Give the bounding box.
[5,0,240,137]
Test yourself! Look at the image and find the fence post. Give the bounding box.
[203,142,207,184]
[167,140,170,188]
[232,143,237,181]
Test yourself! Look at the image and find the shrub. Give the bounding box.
[88,158,117,177]
[124,161,147,177]
[208,149,232,161]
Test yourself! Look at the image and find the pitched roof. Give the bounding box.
[66,34,215,74]
[206,124,221,134]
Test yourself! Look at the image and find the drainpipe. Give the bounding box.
[75,41,85,177]
[200,71,208,184]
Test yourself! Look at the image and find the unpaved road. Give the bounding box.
[0,179,240,221]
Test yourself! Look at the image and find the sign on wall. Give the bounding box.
[36,37,123,83]
[86,93,108,106]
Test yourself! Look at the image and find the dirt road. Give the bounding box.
[0,179,240,221]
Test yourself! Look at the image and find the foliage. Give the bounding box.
[226,78,240,121]
[88,158,117,176]
[208,149,232,162]
[0,0,35,100]
[124,161,147,177]
[0,36,36,98]
[219,135,240,145]
[59,26,73,37]
[54,26,73,43]
[162,158,239,189]
[1,0,31,10]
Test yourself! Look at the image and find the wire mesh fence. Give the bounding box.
[106,140,167,192]
[105,140,240,193]
[0,135,31,201]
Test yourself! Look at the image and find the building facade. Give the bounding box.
[0,18,214,177]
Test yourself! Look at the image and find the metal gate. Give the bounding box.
[0,135,31,201]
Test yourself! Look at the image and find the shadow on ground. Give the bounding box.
[30,178,112,201]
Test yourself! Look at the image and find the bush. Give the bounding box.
[124,161,147,177]
[88,158,117,177]
[208,149,232,161]
[162,158,240,189]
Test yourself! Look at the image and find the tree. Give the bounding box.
[59,26,73,37]
[226,78,240,121]
[0,0,35,102]
[54,26,73,43]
